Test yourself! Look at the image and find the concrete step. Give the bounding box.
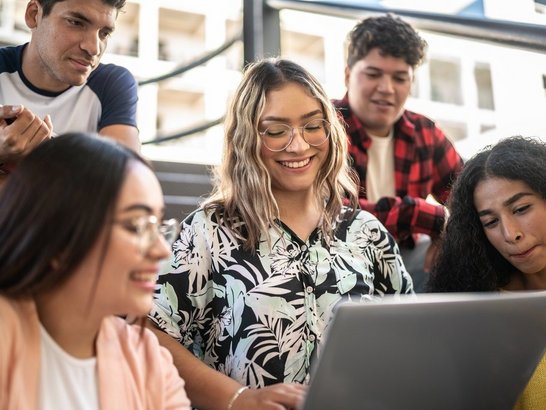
[150,160,213,221]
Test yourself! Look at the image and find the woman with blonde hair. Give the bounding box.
[149,58,413,410]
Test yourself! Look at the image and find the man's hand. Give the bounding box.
[231,383,307,410]
[0,104,53,163]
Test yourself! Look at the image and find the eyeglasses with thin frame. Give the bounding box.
[115,215,179,254]
[259,118,331,152]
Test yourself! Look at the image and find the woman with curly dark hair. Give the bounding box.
[428,136,546,292]
[428,136,546,410]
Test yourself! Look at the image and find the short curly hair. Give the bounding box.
[347,14,427,68]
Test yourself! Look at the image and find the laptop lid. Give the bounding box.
[301,292,546,410]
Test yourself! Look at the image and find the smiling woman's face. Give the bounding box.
[258,82,329,199]
[69,160,171,317]
[474,177,546,287]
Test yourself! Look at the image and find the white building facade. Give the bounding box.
[0,0,544,162]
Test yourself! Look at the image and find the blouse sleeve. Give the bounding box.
[149,210,214,357]
[351,210,414,295]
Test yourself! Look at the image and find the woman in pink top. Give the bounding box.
[0,133,190,409]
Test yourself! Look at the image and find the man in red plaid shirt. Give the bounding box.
[333,14,464,291]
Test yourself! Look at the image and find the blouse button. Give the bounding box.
[306,286,313,293]
[301,244,307,252]
[308,334,316,342]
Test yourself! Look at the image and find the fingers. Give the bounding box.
[22,113,53,147]
[0,104,23,122]
[267,383,307,409]
[0,107,53,161]
[44,114,53,132]
[234,383,307,410]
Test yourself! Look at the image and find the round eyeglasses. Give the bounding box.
[116,215,179,254]
[259,118,331,152]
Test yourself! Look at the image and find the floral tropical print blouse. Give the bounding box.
[150,206,413,387]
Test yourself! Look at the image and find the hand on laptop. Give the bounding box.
[230,382,306,410]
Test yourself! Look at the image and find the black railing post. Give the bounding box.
[243,0,281,64]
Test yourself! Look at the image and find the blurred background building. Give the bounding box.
[1,0,545,162]
[1,0,545,217]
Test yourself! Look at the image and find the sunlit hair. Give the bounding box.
[38,0,126,16]
[346,13,427,68]
[428,136,546,292]
[0,133,149,297]
[203,58,359,251]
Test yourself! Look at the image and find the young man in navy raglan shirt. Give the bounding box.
[0,0,140,181]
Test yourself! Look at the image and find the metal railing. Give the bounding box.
[142,0,546,144]
[140,31,242,145]
[138,32,242,87]
[266,0,546,52]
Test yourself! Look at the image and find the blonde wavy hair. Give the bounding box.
[203,58,358,251]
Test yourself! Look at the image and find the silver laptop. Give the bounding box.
[301,292,546,410]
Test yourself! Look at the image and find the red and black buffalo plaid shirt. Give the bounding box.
[333,95,464,247]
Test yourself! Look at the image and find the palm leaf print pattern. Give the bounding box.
[150,207,413,387]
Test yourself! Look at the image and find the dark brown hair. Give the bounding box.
[428,137,546,292]
[38,0,126,16]
[0,133,148,297]
[347,14,427,68]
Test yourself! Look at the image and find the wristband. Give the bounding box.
[227,386,249,410]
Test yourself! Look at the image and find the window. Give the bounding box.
[436,120,467,142]
[480,124,495,134]
[429,59,463,105]
[410,74,420,98]
[474,63,495,110]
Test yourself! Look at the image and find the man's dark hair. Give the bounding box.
[38,0,126,17]
[346,14,427,68]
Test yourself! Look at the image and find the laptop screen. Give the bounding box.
[301,292,546,410]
